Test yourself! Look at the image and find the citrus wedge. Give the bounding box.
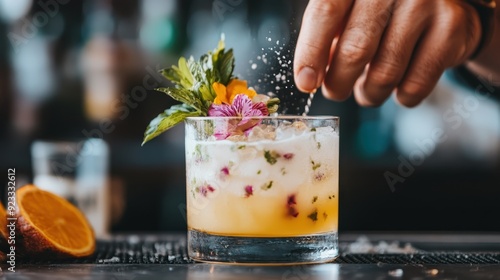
[16,185,95,258]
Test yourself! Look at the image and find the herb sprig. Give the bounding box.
[142,36,280,145]
[142,39,235,145]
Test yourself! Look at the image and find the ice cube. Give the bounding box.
[314,126,335,134]
[275,121,307,140]
[292,121,308,131]
[248,125,276,141]
[227,134,247,142]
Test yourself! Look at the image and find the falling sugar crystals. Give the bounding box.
[247,34,314,116]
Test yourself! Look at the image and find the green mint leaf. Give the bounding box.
[261,181,273,190]
[157,38,234,113]
[178,57,193,86]
[264,150,280,165]
[311,160,321,170]
[201,38,234,92]
[198,83,215,105]
[155,87,205,113]
[161,57,194,89]
[156,87,192,105]
[193,143,209,162]
[160,68,181,85]
[266,98,280,114]
[215,48,235,85]
[142,105,200,145]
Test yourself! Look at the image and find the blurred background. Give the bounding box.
[0,0,499,234]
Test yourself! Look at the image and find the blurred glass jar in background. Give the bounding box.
[31,138,110,237]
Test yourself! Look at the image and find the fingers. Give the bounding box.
[354,2,431,106]
[395,29,451,106]
[294,0,353,93]
[296,0,480,107]
[322,0,395,101]
[396,4,473,107]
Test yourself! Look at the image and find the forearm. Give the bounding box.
[466,5,500,85]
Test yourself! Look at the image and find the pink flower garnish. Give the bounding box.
[209,94,268,118]
[283,153,294,160]
[287,194,299,217]
[288,207,299,218]
[219,166,230,180]
[208,94,268,139]
[200,185,215,197]
[315,172,325,181]
[287,194,297,206]
[244,185,253,197]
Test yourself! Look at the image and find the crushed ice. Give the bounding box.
[98,256,120,264]
[347,236,420,254]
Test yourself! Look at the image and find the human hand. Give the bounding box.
[294,0,482,107]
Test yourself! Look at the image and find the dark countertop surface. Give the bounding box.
[3,232,500,280]
[6,263,500,280]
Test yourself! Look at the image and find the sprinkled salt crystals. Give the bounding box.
[388,269,403,277]
[98,256,120,264]
[347,236,420,254]
[246,36,318,115]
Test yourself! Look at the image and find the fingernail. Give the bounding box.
[296,66,317,92]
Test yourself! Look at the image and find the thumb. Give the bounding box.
[294,0,353,93]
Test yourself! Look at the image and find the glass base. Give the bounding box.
[188,229,338,265]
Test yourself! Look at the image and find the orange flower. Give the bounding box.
[213,79,257,105]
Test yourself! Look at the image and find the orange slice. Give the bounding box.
[0,201,7,260]
[16,185,95,258]
[0,201,7,239]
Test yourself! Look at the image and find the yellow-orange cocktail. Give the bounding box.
[185,116,339,264]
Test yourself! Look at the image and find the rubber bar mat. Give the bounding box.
[21,238,500,265]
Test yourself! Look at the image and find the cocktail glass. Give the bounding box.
[185,116,339,264]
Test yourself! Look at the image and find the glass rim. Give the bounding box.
[186,115,339,121]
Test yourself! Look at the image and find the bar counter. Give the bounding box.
[4,233,500,280]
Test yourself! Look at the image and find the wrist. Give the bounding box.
[463,0,496,59]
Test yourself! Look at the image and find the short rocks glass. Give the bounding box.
[185,116,339,264]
